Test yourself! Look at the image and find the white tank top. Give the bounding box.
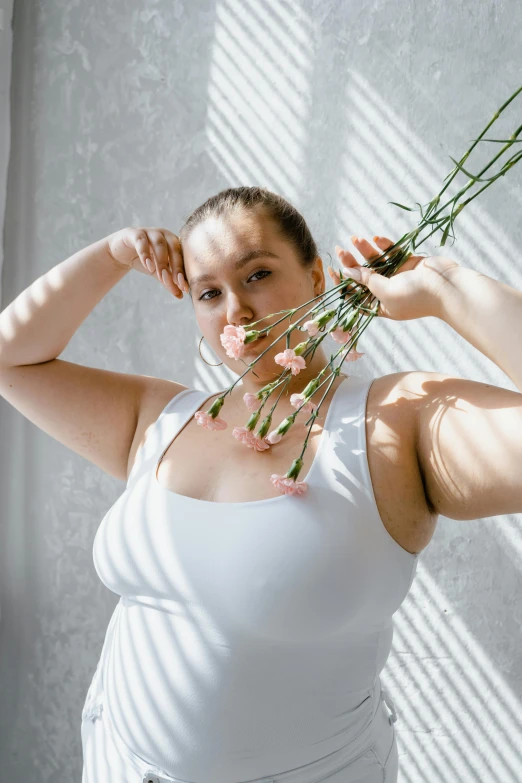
[91,373,419,780]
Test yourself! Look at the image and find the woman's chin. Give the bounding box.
[241,347,272,374]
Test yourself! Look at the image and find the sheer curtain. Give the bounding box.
[0,1,14,306]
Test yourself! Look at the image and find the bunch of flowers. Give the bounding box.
[195,85,522,497]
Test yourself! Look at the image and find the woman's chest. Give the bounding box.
[131,374,436,555]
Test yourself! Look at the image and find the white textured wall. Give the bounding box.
[1,1,522,780]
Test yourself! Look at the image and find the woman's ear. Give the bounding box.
[311,256,326,299]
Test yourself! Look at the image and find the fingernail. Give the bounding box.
[373,236,381,242]
[146,258,154,273]
[162,269,169,285]
[348,266,362,281]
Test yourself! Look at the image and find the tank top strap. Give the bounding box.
[310,372,374,492]
[318,372,419,564]
[338,372,380,507]
[126,386,221,489]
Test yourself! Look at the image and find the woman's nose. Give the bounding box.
[226,293,253,326]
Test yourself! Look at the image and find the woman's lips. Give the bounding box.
[245,334,268,351]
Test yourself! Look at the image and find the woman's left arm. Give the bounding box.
[415,266,522,521]
[436,266,522,393]
[330,240,522,521]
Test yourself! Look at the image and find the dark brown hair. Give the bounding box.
[178,186,321,269]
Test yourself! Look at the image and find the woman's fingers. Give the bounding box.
[164,230,189,298]
[330,234,411,281]
[352,235,394,262]
[328,251,361,298]
[133,231,155,272]
[329,235,429,304]
[329,235,393,291]
[144,229,183,298]
[339,235,412,271]
[373,235,427,273]
[329,242,363,291]
[373,236,395,250]
[334,244,358,268]
[144,227,190,300]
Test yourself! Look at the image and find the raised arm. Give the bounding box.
[415,266,522,520]
[330,235,522,522]
[0,228,186,481]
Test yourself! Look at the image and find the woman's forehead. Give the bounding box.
[189,210,266,242]
[184,215,280,266]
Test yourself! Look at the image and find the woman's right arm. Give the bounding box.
[0,236,131,367]
[0,229,187,481]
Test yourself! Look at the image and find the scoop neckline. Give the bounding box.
[153,374,352,507]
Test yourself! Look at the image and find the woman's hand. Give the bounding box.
[328,235,461,321]
[106,226,189,300]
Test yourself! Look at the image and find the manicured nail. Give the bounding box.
[146,258,154,273]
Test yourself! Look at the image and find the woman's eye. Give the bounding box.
[199,270,272,301]
[252,270,271,281]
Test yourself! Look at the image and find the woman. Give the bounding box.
[0,187,520,783]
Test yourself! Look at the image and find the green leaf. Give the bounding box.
[448,156,498,182]
[471,137,522,143]
[388,201,414,212]
[440,222,451,247]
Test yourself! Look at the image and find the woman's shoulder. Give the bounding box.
[367,370,429,407]
[126,376,192,480]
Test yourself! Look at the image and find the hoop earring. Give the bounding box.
[198,335,223,366]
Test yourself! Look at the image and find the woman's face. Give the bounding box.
[181,209,326,383]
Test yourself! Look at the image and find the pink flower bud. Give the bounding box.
[331,326,353,344]
[303,319,320,336]
[243,392,259,411]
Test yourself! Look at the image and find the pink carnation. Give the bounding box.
[331,326,353,344]
[270,474,308,496]
[250,435,270,452]
[265,430,283,445]
[303,319,320,336]
[220,325,247,360]
[243,392,259,411]
[232,426,254,447]
[274,348,307,376]
[194,411,228,430]
[232,426,271,451]
[343,350,365,363]
[290,393,317,415]
[303,319,319,337]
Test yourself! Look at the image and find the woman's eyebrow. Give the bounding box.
[189,249,280,287]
